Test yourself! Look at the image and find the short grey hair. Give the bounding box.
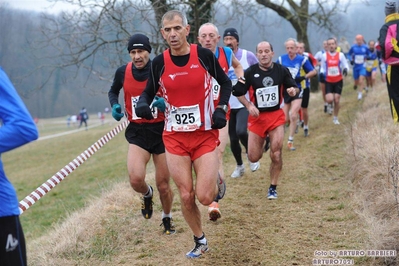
[284,37,297,47]
[161,10,188,28]
[198,22,219,36]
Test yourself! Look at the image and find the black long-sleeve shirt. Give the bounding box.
[108,61,151,107]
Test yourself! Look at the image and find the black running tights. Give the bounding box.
[228,107,249,166]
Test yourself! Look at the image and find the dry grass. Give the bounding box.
[20,78,399,265]
[347,83,399,266]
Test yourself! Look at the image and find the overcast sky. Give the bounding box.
[2,0,372,12]
[1,0,75,13]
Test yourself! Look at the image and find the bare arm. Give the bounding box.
[305,69,317,79]
[237,95,259,118]
[232,54,244,79]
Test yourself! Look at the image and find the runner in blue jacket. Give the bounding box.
[0,66,38,266]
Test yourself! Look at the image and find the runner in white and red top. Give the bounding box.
[319,37,349,125]
[135,10,231,259]
[197,22,245,222]
[223,27,260,178]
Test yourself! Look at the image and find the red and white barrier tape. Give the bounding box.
[19,120,129,214]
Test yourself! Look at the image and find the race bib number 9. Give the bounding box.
[132,96,158,120]
[256,85,279,108]
[212,78,220,101]
[171,104,201,132]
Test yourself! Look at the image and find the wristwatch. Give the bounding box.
[238,76,246,82]
[216,105,228,113]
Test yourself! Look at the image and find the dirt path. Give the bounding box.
[112,82,372,265]
[29,81,382,265]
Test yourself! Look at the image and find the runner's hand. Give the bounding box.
[343,68,348,77]
[135,101,153,120]
[295,76,306,83]
[232,81,246,96]
[152,96,166,112]
[211,108,227,129]
[112,103,124,121]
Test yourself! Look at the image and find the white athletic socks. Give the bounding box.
[144,185,153,198]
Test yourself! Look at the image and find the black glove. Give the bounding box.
[211,108,227,129]
[135,101,153,120]
[232,81,246,97]
[343,68,348,77]
[350,60,354,66]
[295,76,306,83]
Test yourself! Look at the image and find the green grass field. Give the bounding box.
[4,116,128,239]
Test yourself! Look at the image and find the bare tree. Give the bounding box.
[254,0,351,53]
[186,0,218,43]
[34,0,221,88]
[35,0,159,86]
[30,0,358,92]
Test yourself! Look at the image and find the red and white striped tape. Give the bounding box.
[19,120,129,214]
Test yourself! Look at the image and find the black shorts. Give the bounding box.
[301,88,310,108]
[325,80,343,95]
[0,216,26,266]
[284,88,303,104]
[125,121,165,154]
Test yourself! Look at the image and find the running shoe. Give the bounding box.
[208,201,221,221]
[160,217,176,235]
[247,154,260,171]
[264,135,271,152]
[249,161,260,172]
[248,160,260,172]
[231,165,244,178]
[357,92,362,101]
[287,140,296,151]
[324,104,327,113]
[267,188,278,200]
[216,173,226,200]
[141,186,153,219]
[186,239,209,258]
[327,104,333,115]
[333,119,340,125]
[304,128,309,137]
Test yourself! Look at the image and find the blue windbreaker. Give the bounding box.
[0,67,38,216]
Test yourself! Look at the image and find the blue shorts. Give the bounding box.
[365,67,377,77]
[318,72,325,83]
[353,66,366,80]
